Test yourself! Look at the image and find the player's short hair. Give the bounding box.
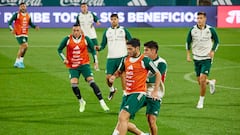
[144,40,159,52]
[73,24,80,27]
[110,14,118,18]
[80,2,87,6]
[197,12,206,17]
[127,38,140,47]
[19,2,25,6]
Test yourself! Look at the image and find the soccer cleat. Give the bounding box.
[79,100,86,112]
[100,102,110,112]
[209,79,216,95]
[14,62,19,68]
[108,88,117,100]
[196,101,203,109]
[18,62,25,68]
[14,62,25,68]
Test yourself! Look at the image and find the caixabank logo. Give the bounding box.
[218,6,240,28]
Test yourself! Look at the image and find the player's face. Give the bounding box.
[144,47,154,59]
[19,4,27,13]
[127,45,139,57]
[81,4,88,13]
[110,17,119,27]
[197,14,206,28]
[72,26,82,38]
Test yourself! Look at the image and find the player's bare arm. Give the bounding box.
[151,71,162,100]
[186,50,192,62]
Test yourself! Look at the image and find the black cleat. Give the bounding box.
[108,88,117,100]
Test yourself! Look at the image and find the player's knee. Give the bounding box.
[148,115,156,125]
[119,110,130,122]
[86,77,94,84]
[70,78,78,84]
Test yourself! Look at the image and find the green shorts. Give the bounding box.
[69,64,93,79]
[194,59,212,76]
[16,36,28,45]
[120,93,146,119]
[106,57,124,75]
[145,97,161,116]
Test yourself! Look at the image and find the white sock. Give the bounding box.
[140,132,146,135]
[79,98,85,103]
[16,58,20,63]
[20,57,24,62]
[199,96,205,103]
[99,99,105,105]
[112,129,119,135]
[110,86,115,92]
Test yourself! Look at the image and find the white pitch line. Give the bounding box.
[184,66,240,90]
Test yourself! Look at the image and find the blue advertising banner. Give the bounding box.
[0,6,217,28]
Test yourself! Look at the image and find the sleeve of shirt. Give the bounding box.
[124,28,132,41]
[86,36,96,55]
[210,27,220,52]
[76,15,80,25]
[8,12,17,31]
[118,56,126,72]
[143,57,159,74]
[186,28,193,50]
[92,12,99,23]
[100,29,107,51]
[57,36,69,61]
[158,62,167,75]
[29,17,37,28]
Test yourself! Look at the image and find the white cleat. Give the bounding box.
[100,102,110,112]
[209,79,216,95]
[196,101,203,109]
[79,100,86,112]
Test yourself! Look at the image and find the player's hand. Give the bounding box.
[109,75,116,83]
[151,89,160,101]
[209,51,215,58]
[187,55,192,62]
[35,26,40,31]
[95,46,100,51]
[96,21,101,26]
[63,59,69,64]
[11,30,15,35]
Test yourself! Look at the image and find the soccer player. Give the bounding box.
[110,38,163,135]
[186,12,219,109]
[8,2,39,68]
[76,2,100,71]
[127,41,167,135]
[57,24,109,112]
[96,14,132,100]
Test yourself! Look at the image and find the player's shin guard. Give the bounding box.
[71,83,82,100]
[88,80,103,100]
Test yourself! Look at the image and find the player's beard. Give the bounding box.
[20,9,26,13]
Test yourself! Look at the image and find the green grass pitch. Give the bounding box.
[0,27,240,135]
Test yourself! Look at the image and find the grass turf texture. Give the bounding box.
[0,28,240,135]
